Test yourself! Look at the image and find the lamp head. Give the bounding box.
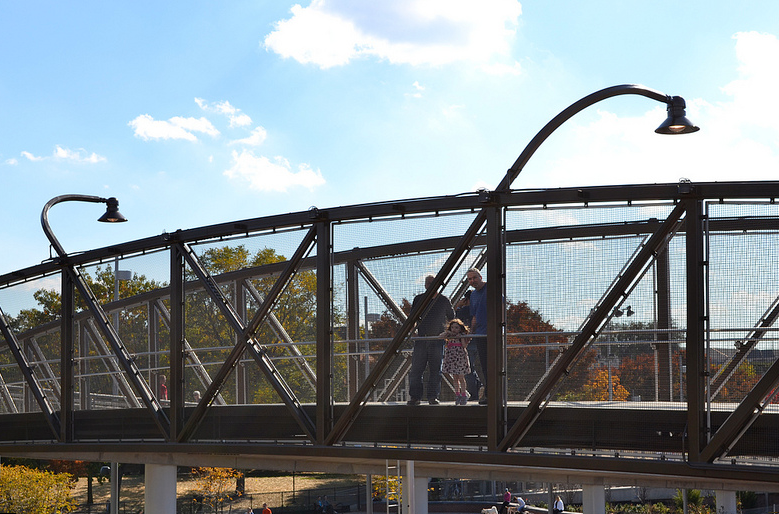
[655,96,699,134]
[98,197,127,223]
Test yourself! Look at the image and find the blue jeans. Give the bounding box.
[408,339,445,400]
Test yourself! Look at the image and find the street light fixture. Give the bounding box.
[41,194,127,258]
[497,84,699,192]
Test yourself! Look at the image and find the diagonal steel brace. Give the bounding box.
[176,227,317,442]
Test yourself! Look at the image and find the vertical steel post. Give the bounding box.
[60,268,75,442]
[656,246,672,401]
[79,324,90,410]
[316,220,333,444]
[148,300,158,387]
[685,197,706,461]
[346,260,360,399]
[170,243,186,439]
[235,279,248,404]
[486,204,506,449]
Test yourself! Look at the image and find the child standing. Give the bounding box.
[440,318,471,405]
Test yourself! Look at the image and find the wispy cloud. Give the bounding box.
[128,114,219,141]
[224,150,325,192]
[19,145,106,163]
[406,81,425,98]
[195,98,252,128]
[230,126,268,147]
[264,0,523,69]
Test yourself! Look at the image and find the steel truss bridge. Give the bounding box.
[3,181,779,492]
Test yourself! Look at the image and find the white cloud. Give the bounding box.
[128,114,219,141]
[522,31,779,190]
[406,81,425,98]
[264,0,523,68]
[224,149,325,192]
[21,151,44,161]
[231,126,268,146]
[195,98,253,127]
[19,146,106,163]
[53,145,107,163]
[5,157,18,165]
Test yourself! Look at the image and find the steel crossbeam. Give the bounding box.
[153,299,227,406]
[325,211,486,445]
[242,279,316,390]
[0,306,58,434]
[66,265,170,439]
[498,201,688,452]
[175,228,317,442]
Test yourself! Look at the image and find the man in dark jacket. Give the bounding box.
[407,275,454,405]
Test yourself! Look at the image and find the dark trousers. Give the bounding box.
[469,336,487,396]
[408,340,444,400]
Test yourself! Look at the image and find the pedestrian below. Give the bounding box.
[440,318,471,405]
[158,374,168,401]
[193,390,201,402]
[322,496,334,514]
[408,275,455,405]
[553,495,564,514]
[515,496,526,512]
[500,488,512,514]
[466,268,488,403]
[262,503,272,514]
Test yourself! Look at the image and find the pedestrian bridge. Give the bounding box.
[2,181,779,497]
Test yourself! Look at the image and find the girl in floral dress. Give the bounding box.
[440,318,471,405]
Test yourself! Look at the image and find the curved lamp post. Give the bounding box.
[493,84,699,452]
[41,194,126,259]
[496,83,699,192]
[39,194,168,445]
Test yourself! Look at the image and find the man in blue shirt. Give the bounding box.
[466,268,488,404]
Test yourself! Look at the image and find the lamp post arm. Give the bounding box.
[496,84,675,192]
[41,194,109,258]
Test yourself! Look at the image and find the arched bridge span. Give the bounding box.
[3,181,779,490]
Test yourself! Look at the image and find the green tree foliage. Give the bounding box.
[184,245,337,404]
[0,464,77,513]
[11,265,163,333]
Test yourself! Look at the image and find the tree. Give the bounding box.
[566,367,630,401]
[715,361,760,402]
[505,300,596,399]
[185,245,342,404]
[191,467,242,513]
[0,464,77,513]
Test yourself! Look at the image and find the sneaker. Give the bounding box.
[407,398,421,406]
[428,398,440,405]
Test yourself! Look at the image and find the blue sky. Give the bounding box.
[2,1,779,274]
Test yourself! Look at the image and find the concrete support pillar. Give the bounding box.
[110,463,119,514]
[366,475,373,514]
[145,464,177,514]
[401,461,428,514]
[716,490,737,514]
[582,485,606,514]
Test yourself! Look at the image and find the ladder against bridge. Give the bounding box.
[386,459,401,514]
